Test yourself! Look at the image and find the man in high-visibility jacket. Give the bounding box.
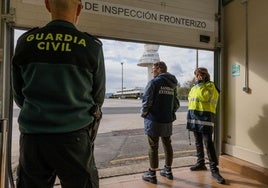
[187,67,225,184]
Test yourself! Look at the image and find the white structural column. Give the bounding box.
[137,44,160,81]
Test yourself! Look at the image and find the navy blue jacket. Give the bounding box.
[141,72,178,136]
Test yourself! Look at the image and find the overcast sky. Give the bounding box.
[102,39,214,93]
[14,29,214,93]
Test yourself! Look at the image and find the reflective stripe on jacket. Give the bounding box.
[186,81,219,133]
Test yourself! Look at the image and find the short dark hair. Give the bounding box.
[153,61,167,73]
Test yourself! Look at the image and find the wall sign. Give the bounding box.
[81,0,214,32]
[232,64,240,76]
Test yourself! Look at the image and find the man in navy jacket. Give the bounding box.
[141,61,179,184]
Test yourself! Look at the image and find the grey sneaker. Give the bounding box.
[142,169,157,184]
[160,165,173,180]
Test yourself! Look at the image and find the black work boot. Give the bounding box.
[190,163,207,171]
[209,157,225,184]
[142,169,157,184]
[160,165,173,180]
[211,171,226,184]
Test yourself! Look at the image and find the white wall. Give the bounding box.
[223,0,268,168]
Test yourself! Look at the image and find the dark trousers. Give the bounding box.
[147,136,173,169]
[193,131,219,172]
[16,128,99,188]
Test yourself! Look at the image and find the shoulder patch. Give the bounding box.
[84,32,103,46]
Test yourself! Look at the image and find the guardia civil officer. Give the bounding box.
[141,61,179,184]
[187,67,225,184]
[12,0,105,187]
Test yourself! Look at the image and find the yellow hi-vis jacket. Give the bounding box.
[188,81,219,114]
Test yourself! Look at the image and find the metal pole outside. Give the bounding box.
[121,62,123,98]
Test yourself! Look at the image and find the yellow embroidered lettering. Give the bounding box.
[46,42,50,50]
[64,34,73,42]
[27,34,35,42]
[66,43,71,51]
[78,39,86,47]
[35,33,44,40]
[29,32,85,51]
[45,33,54,41]
[73,36,77,43]
[56,34,63,41]
[37,42,45,50]
[61,43,65,51]
[51,42,61,51]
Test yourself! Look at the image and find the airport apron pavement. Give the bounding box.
[11,99,196,178]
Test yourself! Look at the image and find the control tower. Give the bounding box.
[137,44,160,81]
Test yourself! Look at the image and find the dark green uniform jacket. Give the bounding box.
[12,20,106,134]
